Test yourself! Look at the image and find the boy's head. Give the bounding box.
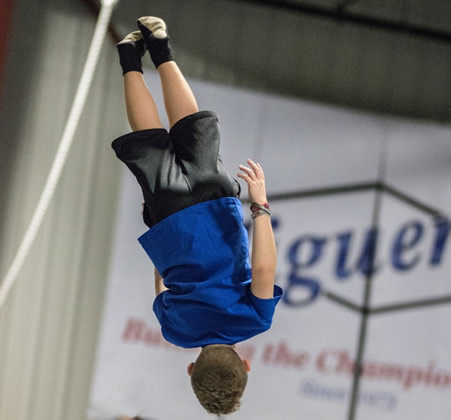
[187,344,251,415]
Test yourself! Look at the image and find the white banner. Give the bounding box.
[88,72,451,420]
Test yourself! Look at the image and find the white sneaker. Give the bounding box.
[137,16,168,39]
[117,30,143,45]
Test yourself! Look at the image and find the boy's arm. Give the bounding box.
[237,159,277,299]
[250,213,277,298]
[154,267,168,296]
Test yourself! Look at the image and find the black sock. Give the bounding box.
[137,21,174,69]
[116,39,146,76]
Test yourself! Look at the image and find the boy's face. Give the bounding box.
[187,345,251,376]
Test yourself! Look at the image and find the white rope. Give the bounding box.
[0,0,119,310]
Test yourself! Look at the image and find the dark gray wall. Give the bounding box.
[0,0,126,419]
[111,0,451,122]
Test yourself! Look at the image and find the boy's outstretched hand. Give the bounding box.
[237,159,267,203]
[237,159,276,299]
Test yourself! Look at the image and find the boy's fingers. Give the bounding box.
[247,159,259,171]
[239,165,255,178]
[248,159,263,177]
[237,171,255,184]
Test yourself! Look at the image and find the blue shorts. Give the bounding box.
[112,111,241,227]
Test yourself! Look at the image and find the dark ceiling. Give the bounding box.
[104,0,451,122]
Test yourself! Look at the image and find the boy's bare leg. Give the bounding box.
[117,30,164,131]
[158,61,199,129]
[137,17,198,128]
[124,71,164,131]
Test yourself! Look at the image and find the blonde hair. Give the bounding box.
[190,345,248,415]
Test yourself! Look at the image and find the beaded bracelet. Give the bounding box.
[250,202,271,219]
